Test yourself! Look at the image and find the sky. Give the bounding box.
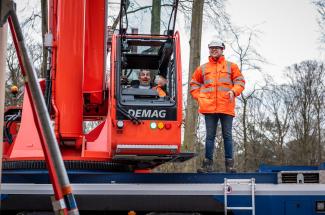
[229,0,323,83]
[178,0,324,88]
[12,0,324,89]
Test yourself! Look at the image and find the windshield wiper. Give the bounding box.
[116,105,141,125]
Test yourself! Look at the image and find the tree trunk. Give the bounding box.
[41,0,48,78]
[183,0,204,172]
[316,99,322,163]
[242,96,248,170]
[151,0,161,34]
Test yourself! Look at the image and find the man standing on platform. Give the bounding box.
[190,40,245,173]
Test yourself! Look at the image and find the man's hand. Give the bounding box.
[227,90,235,102]
[121,75,129,85]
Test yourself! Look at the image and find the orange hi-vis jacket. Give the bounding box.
[152,85,167,97]
[190,55,245,116]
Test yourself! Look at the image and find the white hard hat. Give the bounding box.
[208,40,225,49]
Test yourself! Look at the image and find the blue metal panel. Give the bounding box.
[2,170,277,184]
[213,195,321,215]
[0,194,8,201]
[258,164,323,173]
[285,200,312,215]
[2,169,325,214]
[2,193,323,214]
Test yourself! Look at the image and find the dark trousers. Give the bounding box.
[204,113,233,161]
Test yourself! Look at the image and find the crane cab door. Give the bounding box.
[108,0,188,167]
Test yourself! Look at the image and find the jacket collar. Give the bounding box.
[208,55,225,64]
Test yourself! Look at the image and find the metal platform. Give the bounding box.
[2,168,325,215]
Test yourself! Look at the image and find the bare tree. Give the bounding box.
[262,84,293,164]
[285,60,325,165]
[244,91,275,170]
[5,1,43,106]
[313,63,325,162]
[41,0,48,78]
[313,0,325,45]
[151,0,161,34]
[226,24,266,171]
[183,0,204,172]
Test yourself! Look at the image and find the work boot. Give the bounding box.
[197,159,214,173]
[225,158,236,173]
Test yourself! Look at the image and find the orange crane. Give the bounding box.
[2,0,192,173]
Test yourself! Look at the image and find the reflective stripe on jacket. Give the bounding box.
[190,55,245,116]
